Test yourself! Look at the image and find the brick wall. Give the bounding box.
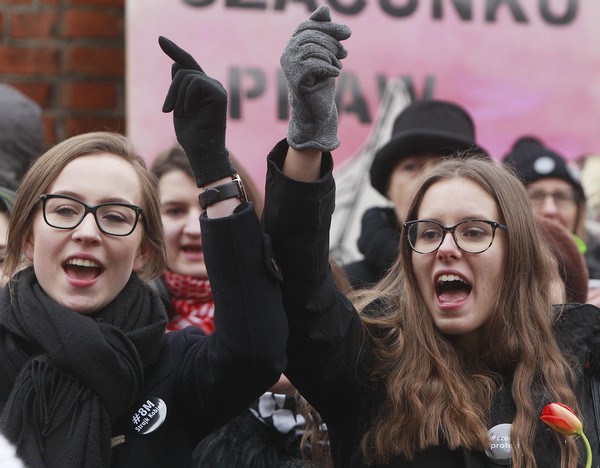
[0,0,125,147]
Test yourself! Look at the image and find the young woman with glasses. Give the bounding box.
[247,7,600,468]
[0,131,287,467]
[266,136,600,466]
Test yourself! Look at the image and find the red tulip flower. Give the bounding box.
[541,402,582,435]
[541,402,591,468]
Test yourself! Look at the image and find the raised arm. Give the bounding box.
[159,36,242,218]
[159,37,287,421]
[262,7,365,425]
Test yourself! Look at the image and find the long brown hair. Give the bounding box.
[353,156,579,467]
[5,131,167,282]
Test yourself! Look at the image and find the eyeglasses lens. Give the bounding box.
[43,196,138,236]
[408,220,495,254]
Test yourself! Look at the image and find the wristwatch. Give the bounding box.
[199,173,248,210]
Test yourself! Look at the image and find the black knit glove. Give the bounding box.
[280,5,351,151]
[159,36,235,187]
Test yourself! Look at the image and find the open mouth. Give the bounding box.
[63,258,103,281]
[435,274,472,303]
[182,245,202,254]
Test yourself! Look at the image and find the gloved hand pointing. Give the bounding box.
[159,36,235,188]
[280,5,351,152]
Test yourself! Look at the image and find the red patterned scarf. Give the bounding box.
[163,270,215,334]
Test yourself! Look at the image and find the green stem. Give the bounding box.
[578,431,592,468]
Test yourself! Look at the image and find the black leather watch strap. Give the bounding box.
[199,174,247,210]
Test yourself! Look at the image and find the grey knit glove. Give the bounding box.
[159,36,235,188]
[280,5,351,151]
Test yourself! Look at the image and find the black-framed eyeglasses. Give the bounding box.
[403,219,508,254]
[40,194,143,237]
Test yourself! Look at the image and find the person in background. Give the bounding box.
[259,6,600,466]
[344,99,487,289]
[503,136,600,304]
[0,84,45,190]
[150,145,263,332]
[0,131,287,467]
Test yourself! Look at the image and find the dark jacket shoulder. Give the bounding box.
[344,207,400,289]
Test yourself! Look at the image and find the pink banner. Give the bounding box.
[127,0,600,190]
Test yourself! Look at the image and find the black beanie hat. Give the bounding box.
[503,136,584,199]
[369,99,487,197]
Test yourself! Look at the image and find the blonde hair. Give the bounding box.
[5,131,167,281]
[353,156,579,467]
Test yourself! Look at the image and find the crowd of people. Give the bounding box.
[1,5,600,468]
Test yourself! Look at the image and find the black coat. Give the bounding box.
[110,203,287,467]
[148,266,309,467]
[263,139,600,468]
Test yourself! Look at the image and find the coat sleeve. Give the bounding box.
[261,138,365,427]
[177,202,288,429]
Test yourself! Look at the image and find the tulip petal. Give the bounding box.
[540,415,578,436]
[540,402,583,436]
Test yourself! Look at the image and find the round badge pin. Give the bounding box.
[485,423,512,465]
[130,397,168,435]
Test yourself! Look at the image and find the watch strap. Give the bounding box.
[199,175,247,210]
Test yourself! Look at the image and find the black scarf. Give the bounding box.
[0,267,167,468]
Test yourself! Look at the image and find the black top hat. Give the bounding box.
[502,136,584,199]
[370,99,486,197]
